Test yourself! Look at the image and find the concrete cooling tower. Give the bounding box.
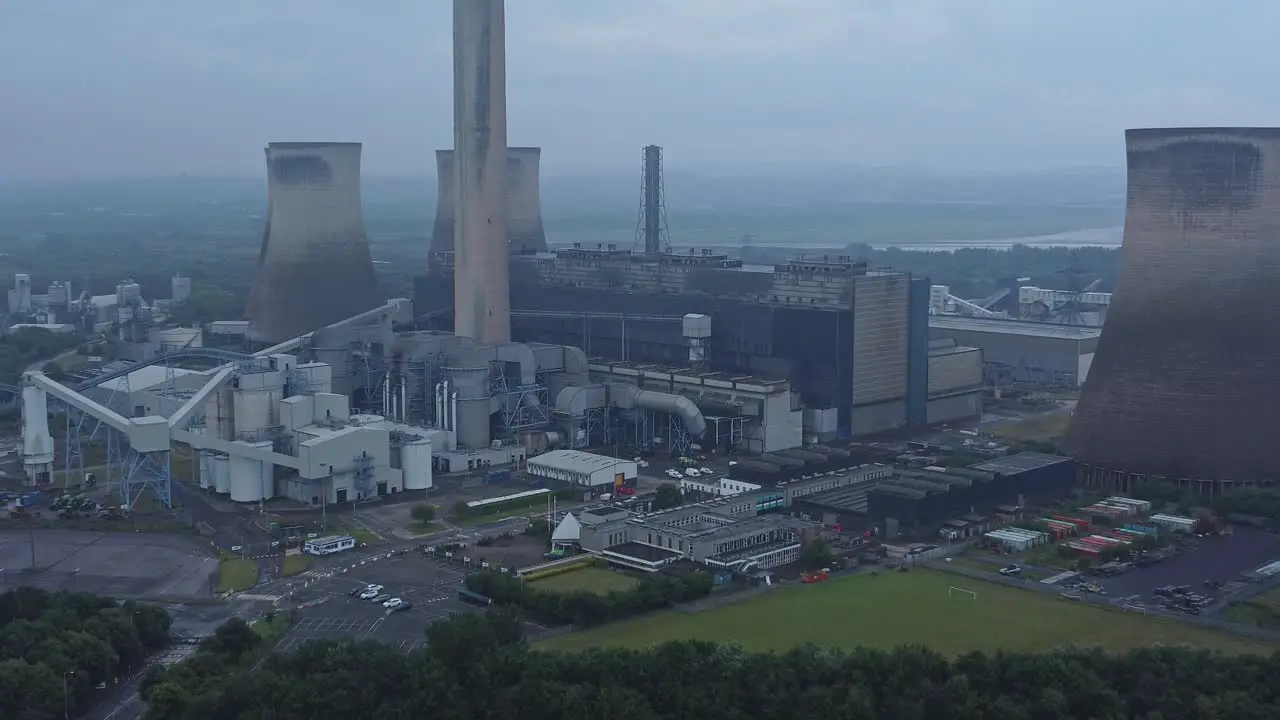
[246,142,383,343]
[430,147,547,255]
[1069,128,1280,491]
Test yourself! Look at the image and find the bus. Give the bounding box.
[304,535,357,556]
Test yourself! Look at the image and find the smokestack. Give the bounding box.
[452,0,511,344]
[430,146,546,256]
[246,142,382,343]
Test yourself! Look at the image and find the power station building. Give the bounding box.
[929,316,1100,388]
[1071,127,1280,498]
[245,142,383,343]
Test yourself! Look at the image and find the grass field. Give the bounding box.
[216,558,260,593]
[991,412,1072,443]
[1224,588,1280,630]
[529,567,640,595]
[281,554,313,577]
[539,570,1272,656]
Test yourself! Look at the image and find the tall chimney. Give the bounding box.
[452,0,510,344]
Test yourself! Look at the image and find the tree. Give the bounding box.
[411,504,436,523]
[653,483,683,511]
[801,538,837,571]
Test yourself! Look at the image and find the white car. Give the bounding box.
[383,598,404,609]
[699,467,713,475]
[665,469,683,479]
[358,589,379,600]
[685,468,701,478]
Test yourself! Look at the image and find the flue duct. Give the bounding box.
[246,142,383,343]
[452,0,511,344]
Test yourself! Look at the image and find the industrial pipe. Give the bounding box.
[434,382,444,428]
[400,378,407,422]
[443,381,451,430]
[450,391,458,436]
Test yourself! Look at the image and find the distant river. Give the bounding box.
[872,226,1123,252]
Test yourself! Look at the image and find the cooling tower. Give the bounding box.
[430,147,547,255]
[1069,128,1280,487]
[452,0,511,344]
[245,142,383,343]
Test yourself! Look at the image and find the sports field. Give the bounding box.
[529,567,639,595]
[539,569,1272,655]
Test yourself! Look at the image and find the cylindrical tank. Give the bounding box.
[401,438,433,490]
[444,366,491,450]
[213,454,231,494]
[197,448,211,489]
[252,441,275,500]
[229,451,264,503]
[148,327,203,353]
[233,373,282,437]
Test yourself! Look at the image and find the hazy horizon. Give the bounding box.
[4,1,1278,180]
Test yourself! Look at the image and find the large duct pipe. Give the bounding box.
[450,391,459,440]
[430,147,546,255]
[443,380,451,430]
[445,366,491,449]
[452,0,511,345]
[1070,127,1280,484]
[434,382,444,428]
[609,384,706,437]
[245,142,384,343]
[400,378,407,423]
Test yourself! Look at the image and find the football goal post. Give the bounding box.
[948,586,977,601]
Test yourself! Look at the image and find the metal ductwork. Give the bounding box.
[430,147,547,256]
[246,142,383,343]
[609,384,707,437]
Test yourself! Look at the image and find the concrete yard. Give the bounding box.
[1100,527,1280,598]
[273,552,507,654]
[0,529,217,597]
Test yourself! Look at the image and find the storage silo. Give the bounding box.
[213,453,231,494]
[444,365,491,449]
[401,437,433,490]
[232,370,282,438]
[229,449,265,503]
[253,441,276,500]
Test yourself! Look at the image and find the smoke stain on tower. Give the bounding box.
[245,142,383,343]
[1070,128,1280,491]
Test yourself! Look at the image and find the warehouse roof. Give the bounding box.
[971,451,1071,475]
[929,316,1102,340]
[527,449,628,476]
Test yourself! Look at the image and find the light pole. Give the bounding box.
[63,670,75,720]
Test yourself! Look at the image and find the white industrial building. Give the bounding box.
[929,316,1100,388]
[679,476,761,497]
[526,449,636,490]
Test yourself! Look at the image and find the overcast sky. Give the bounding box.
[2,0,1276,179]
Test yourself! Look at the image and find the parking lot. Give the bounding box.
[274,551,539,654]
[1086,527,1280,612]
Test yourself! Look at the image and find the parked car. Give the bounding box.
[371,593,391,603]
[999,565,1023,576]
[383,598,404,609]
[358,589,380,600]
[391,602,413,613]
[665,469,683,479]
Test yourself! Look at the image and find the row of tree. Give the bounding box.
[0,326,86,385]
[465,566,713,627]
[0,586,171,720]
[143,608,1280,720]
[139,615,273,719]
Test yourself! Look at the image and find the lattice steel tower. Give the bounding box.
[634,145,671,255]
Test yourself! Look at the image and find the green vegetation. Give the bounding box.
[341,527,382,546]
[468,567,713,627]
[1216,487,1280,524]
[1224,588,1280,630]
[652,483,683,510]
[280,554,312,577]
[541,569,1269,655]
[410,503,436,523]
[215,558,260,593]
[0,327,86,385]
[990,411,1072,444]
[528,567,640,596]
[408,522,444,536]
[129,607,1280,719]
[0,587,171,720]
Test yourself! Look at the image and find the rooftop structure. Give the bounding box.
[1071,128,1280,493]
[245,142,383,343]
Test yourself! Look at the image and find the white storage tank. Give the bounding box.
[198,451,212,490]
[213,454,231,494]
[149,326,203,352]
[253,441,275,500]
[229,449,264,503]
[401,437,433,491]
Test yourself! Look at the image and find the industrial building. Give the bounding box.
[785,452,1075,539]
[430,147,547,255]
[928,316,1100,388]
[244,142,384,344]
[526,450,636,491]
[1071,127,1280,499]
[577,493,816,573]
[924,339,983,425]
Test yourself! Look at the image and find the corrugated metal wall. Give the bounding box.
[928,348,984,395]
